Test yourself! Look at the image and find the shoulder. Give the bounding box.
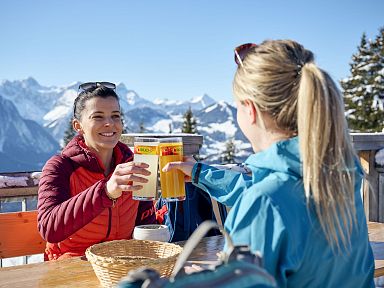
[39,155,73,194]
[41,154,75,179]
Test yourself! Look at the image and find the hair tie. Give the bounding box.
[296,63,304,76]
[293,63,304,86]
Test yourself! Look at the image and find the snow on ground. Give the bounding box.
[1,254,44,267]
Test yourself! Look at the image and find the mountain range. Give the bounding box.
[0,77,252,172]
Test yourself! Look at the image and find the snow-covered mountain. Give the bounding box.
[195,101,251,162]
[0,94,60,172]
[0,78,252,172]
[0,78,66,124]
[153,94,216,115]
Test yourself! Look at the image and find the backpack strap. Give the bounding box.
[170,220,234,280]
[210,198,229,230]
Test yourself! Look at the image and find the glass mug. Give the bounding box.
[158,137,186,201]
[132,137,159,201]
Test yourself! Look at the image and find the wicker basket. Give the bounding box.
[85,239,183,288]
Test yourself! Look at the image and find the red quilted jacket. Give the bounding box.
[37,135,156,260]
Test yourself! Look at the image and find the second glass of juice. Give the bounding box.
[132,137,159,201]
[158,137,186,201]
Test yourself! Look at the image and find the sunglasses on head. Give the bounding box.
[234,43,257,67]
[78,82,116,93]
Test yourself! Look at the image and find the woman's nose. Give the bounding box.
[104,117,114,126]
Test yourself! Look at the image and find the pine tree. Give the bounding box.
[221,138,236,164]
[121,109,128,134]
[139,121,146,133]
[370,27,384,122]
[341,29,384,132]
[62,118,76,147]
[181,107,198,134]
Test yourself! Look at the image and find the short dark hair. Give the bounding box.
[73,86,120,120]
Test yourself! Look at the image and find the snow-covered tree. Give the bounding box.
[138,121,146,133]
[370,27,384,117]
[341,28,384,132]
[221,138,236,164]
[62,118,76,147]
[182,107,198,134]
[121,108,128,134]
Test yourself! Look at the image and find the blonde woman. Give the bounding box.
[163,40,374,287]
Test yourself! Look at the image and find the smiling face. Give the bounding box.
[73,96,123,156]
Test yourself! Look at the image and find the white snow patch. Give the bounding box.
[43,105,71,122]
[204,104,217,113]
[208,121,237,136]
[375,149,384,166]
[151,119,173,133]
[0,176,28,188]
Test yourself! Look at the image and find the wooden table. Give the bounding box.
[0,222,383,287]
[368,222,384,278]
[0,236,224,288]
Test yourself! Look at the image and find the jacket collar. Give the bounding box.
[61,135,133,173]
[244,136,302,179]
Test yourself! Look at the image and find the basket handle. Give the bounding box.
[170,220,234,280]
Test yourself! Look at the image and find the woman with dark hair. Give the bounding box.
[38,82,156,260]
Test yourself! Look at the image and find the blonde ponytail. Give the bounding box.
[297,64,356,249]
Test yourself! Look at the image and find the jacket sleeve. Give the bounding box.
[191,163,253,207]
[135,200,157,225]
[37,155,114,243]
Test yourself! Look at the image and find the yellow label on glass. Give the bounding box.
[134,145,158,155]
[159,144,183,156]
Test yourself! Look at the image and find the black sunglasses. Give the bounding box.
[234,43,257,67]
[78,82,116,93]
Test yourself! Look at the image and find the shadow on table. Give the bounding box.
[371,241,384,260]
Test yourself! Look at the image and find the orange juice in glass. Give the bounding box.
[132,137,159,201]
[158,137,186,201]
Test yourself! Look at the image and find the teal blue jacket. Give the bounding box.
[192,137,374,287]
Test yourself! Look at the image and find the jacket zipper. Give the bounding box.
[105,207,112,239]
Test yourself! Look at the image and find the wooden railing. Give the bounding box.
[0,211,46,259]
[352,133,384,223]
[0,172,42,266]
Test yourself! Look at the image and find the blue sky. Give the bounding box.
[1,0,383,103]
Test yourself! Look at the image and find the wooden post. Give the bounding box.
[351,133,384,223]
[379,168,384,223]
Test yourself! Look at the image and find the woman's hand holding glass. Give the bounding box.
[106,162,151,199]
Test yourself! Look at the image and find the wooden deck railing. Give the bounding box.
[352,133,384,223]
